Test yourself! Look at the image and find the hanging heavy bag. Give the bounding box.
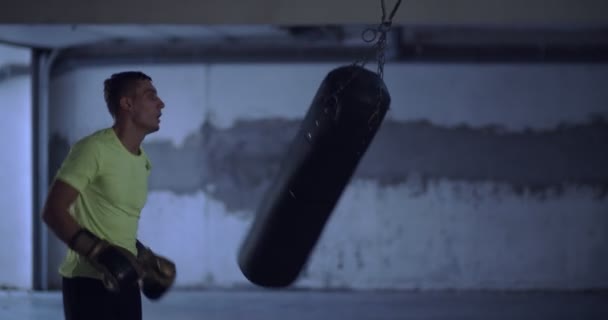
[237,65,391,288]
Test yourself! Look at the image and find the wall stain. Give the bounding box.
[48,116,608,213]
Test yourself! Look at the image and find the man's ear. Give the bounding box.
[119,96,132,112]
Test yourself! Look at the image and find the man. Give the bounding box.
[42,71,176,320]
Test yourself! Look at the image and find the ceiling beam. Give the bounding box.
[49,30,608,78]
[0,0,606,26]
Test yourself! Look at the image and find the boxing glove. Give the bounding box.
[69,228,143,292]
[136,240,176,300]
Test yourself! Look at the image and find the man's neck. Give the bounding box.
[112,121,145,155]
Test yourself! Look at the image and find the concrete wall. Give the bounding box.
[45,61,608,291]
[0,44,32,290]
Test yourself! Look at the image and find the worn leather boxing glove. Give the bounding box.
[136,240,176,300]
[69,228,143,292]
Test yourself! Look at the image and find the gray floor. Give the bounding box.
[1,289,607,320]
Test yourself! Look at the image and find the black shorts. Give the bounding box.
[62,276,142,320]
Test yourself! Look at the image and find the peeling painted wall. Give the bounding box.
[0,44,32,290]
[47,62,608,290]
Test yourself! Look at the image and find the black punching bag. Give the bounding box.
[238,65,391,288]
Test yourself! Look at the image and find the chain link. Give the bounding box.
[355,0,402,79]
[324,0,402,129]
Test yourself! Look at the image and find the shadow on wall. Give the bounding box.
[48,114,608,215]
[48,134,71,184]
[47,112,608,215]
[46,134,70,289]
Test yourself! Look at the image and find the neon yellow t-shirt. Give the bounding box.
[54,127,152,280]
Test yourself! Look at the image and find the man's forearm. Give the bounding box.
[42,209,82,246]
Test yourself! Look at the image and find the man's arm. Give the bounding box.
[41,178,143,292]
[42,138,98,244]
[41,179,82,245]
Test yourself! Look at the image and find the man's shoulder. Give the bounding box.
[55,128,113,186]
[72,128,113,149]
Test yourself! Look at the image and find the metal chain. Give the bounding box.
[356,0,402,79]
[356,0,403,129]
[324,0,403,128]
[330,0,400,94]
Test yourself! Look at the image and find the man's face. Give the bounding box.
[128,79,165,134]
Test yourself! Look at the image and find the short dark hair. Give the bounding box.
[103,71,152,119]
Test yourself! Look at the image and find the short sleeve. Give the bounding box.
[54,138,101,193]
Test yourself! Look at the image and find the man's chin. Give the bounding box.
[145,125,160,134]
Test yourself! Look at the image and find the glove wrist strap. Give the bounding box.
[69,229,104,258]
